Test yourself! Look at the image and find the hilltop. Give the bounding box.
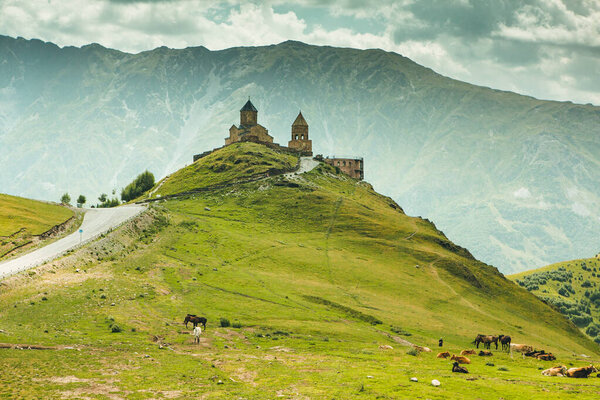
[0,143,598,398]
[510,257,600,345]
[1,36,600,273]
[0,193,74,259]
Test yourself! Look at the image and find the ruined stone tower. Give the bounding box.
[288,112,312,156]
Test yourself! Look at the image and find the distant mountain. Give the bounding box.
[1,35,599,273]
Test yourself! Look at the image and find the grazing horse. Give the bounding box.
[193,326,202,344]
[184,314,207,330]
[472,334,499,350]
[498,335,511,352]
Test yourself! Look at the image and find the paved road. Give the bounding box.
[0,205,145,279]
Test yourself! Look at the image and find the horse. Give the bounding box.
[472,334,499,350]
[193,326,202,344]
[184,314,207,330]
[498,334,511,352]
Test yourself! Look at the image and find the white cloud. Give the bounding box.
[514,187,532,199]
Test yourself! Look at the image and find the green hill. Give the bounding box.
[510,257,600,345]
[0,193,74,259]
[2,35,600,273]
[0,143,598,398]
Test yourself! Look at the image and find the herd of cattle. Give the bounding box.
[432,334,599,378]
[181,319,598,379]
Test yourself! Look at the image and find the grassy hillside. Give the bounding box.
[511,257,600,345]
[147,142,298,199]
[0,194,74,259]
[0,146,599,398]
[0,193,73,236]
[2,35,600,273]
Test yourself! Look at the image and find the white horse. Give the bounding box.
[193,326,202,344]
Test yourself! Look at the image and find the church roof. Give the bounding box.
[240,99,257,112]
[292,111,308,126]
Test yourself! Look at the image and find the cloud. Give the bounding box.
[514,187,532,199]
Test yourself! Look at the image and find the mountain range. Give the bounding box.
[1,34,599,273]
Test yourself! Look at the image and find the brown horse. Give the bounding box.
[472,334,499,350]
[498,334,511,352]
[184,314,207,330]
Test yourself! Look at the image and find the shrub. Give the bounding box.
[406,348,419,356]
[121,170,155,202]
[232,322,242,329]
[110,324,122,333]
[498,367,509,371]
[219,318,230,327]
[595,336,600,345]
[60,192,71,205]
[586,324,600,337]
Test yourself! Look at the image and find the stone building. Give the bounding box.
[325,157,364,180]
[225,99,274,145]
[287,112,312,156]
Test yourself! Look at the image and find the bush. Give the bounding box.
[498,367,509,371]
[406,348,419,356]
[121,171,155,202]
[110,324,122,333]
[60,192,71,205]
[232,322,242,329]
[219,318,230,327]
[595,336,600,345]
[586,324,600,337]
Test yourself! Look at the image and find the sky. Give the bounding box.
[0,0,599,105]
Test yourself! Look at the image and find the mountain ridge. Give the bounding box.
[1,34,599,273]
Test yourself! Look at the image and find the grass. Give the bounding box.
[0,193,73,236]
[1,145,599,398]
[510,257,600,345]
[146,142,298,199]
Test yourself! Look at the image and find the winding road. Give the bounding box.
[0,205,145,279]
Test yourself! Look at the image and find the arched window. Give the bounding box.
[343,161,346,166]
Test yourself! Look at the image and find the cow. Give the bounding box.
[541,365,567,377]
[452,362,469,373]
[414,345,432,352]
[566,365,598,378]
[510,343,533,353]
[498,334,511,352]
[460,349,476,356]
[537,353,556,361]
[478,350,493,356]
[437,351,451,359]
[450,355,471,364]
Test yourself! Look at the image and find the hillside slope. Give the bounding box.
[1,36,600,272]
[0,144,598,398]
[511,256,600,345]
[0,193,74,259]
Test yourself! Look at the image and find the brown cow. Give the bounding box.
[452,362,469,373]
[460,349,476,356]
[450,355,471,364]
[478,350,493,356]
[437,351,451,359]
[537,353,556,361]
[566,365,598,378]
[510,343,533,353]
[541,365,567,377]
[414,345,432,352]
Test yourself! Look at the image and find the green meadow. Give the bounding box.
[0,194,73,237]
[1,144,599,398]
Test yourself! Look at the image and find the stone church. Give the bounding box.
[195,99,364,180]
[224,99,312,156]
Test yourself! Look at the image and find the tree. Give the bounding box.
[121,170,155,202]
[60,193,71,205]
[98,193,107,203]
[76,195,86,208]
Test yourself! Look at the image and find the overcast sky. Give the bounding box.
[1,0,599,105]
